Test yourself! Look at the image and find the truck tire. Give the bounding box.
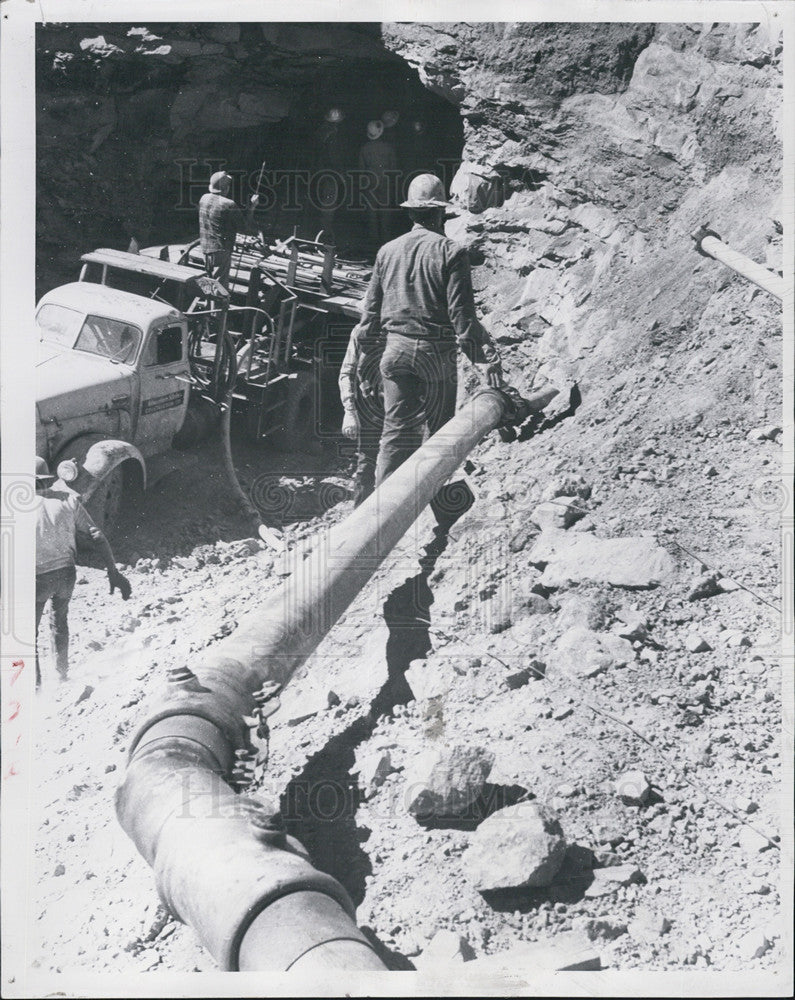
[85,464,124,536]
[272,371,321,454]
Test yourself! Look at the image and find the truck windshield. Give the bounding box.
[37,303,142,363]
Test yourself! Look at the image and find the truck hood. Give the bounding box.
[37,343,132,403]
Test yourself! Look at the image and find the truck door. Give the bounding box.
[134,321,190,457]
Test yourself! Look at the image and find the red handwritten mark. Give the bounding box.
[10,660,25,685]
[3,763,19,780]
[7,700,20,722]
[15,734,22,746]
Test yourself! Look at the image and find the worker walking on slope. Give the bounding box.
[356,172,504,493]
[338,325,384,507]
[198,170,260,290]
[358,120,398,250]
[35,458,131,690]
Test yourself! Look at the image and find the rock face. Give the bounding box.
[404,744,495,819]
[463,802,567,890]
[529,531,676,588]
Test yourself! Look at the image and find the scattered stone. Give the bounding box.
[285,686,339,726]
[552,701,574,721]
[529,531,676,588]
[354,747,396,797]
[54,864,65,877]
[613,610,648,642]
[733,796,759,814]
[74,684,94,706]
[576,916,628,942]
[465,930,600,972]
[405,657,456,703]
[704,465,718,478]
[404,744,494,819]
[531,497,585,531]
[119,616,142,633]
[615,769,651,806]
[591,863,643,886]
[687,573,722,601]
[463,802,567,890]
[413,929,476,969]
[504,668,532,690]
[746,425,782,442]
[105,763,117,774]
[549,627,634,678]
[87,639,103,651]
[724,630,751,648]
[738,928,771,960]
[628,906,671,942]
[717,577,742,593]
[525,594,554,615]
[684,633,712,653]
[543,475,592,501]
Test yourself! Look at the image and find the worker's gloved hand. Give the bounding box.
[485,358,505,388]
[359,379,377,401]
[250,194,260,209]
[342,409,360,439]
[109,569,132,601]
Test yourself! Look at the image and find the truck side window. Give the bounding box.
[144,326,183,366]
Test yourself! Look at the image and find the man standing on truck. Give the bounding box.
[355,173,504,491]
[35,457,131,690]
[338,325,384,507]
[198,170,260,290]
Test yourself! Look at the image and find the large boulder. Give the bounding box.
[403,744,494,819]
[529,530,676,588]
[463,802,567,890]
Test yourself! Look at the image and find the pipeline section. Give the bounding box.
[117,387,526,972]
[691,225,785,302]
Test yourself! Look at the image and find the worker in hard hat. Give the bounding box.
[35,457,131,689]
[381,109,400,149]
[338,324,384,507]
[355,173,504,493]
[358,120,398,250]
[198,170,260,290]
[315,108,349,245]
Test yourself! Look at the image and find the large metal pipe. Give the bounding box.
[117,387,529,972]
[691,225,785,301]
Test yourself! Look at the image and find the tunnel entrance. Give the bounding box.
[150,29,464,257]
[37,23,464,294]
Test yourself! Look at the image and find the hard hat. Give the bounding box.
[400,173,452,209]
[35,456,55,481]
[209,170,232,194]
[325,107,344,123]
[382,110,399,128]
[366,120,384,141]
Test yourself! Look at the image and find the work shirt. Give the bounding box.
[338,326,382,413]
[355,223,500,369]
[36,488,96,575]
[198,192,247,255]
[358,139,398,207]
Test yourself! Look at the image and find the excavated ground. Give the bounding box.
[27,16,788,988]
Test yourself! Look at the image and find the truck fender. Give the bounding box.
[54,437,146,502]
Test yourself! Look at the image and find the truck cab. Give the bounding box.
[35,279,193,529]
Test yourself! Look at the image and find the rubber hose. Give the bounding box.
[218,331,261,525]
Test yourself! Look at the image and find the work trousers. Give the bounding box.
[352,386,384,507]
[36,565,76,687]
[204,249,232,289]
[375,333,458,489]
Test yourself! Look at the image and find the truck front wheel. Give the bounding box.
[85,464,124,535]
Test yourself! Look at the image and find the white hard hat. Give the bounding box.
[209,170,232,193]
[35,456,54,481]
[325,107,344,123]
[400,173,451,209]
[382,110,399,128]
[366,120,384,140]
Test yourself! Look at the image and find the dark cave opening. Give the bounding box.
[36,22,465,292]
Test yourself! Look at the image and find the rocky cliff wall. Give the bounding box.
[383,21,783,440]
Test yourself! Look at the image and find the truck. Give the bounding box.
[36,241,369,530]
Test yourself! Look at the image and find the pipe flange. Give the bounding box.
[691,223,722,256]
